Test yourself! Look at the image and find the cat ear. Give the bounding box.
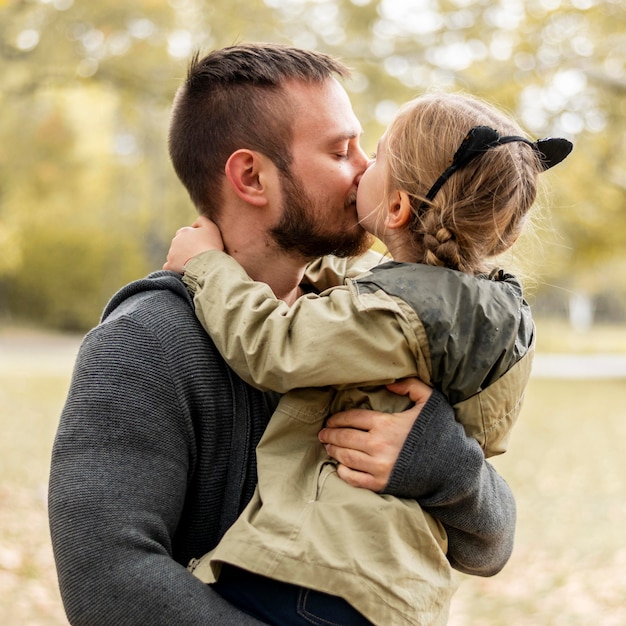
[534,137,574,171]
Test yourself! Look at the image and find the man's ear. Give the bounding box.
[385,190,412,230]
[224,149,271,207]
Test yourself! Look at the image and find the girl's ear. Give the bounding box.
[385,191,412,230]
[224,149,271,207]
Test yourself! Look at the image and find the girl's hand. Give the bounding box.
[163,216,224,274]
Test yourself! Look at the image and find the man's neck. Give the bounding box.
[227,243,309,306]
[218,206,310,305]
[248,254,308,305]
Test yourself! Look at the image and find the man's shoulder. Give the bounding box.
[102,270,193,324]
[83,270,214,369]
[75,271,240,412]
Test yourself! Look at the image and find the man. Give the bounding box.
[49,43,516,625]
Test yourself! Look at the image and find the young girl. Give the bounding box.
[165,92,571,625]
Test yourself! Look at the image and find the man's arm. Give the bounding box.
[319,379,516,577]
[49,315,267,625]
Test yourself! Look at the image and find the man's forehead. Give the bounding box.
[287,78,359,124]
[294,122,362,152]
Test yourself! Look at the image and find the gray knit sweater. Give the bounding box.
[49,271,515,625]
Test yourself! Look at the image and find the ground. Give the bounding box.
[1,327,626,625]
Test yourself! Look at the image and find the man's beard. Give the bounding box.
[270,169,372,260]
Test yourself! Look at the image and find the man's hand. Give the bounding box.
[163,215,224,274]
[318,378,433,492]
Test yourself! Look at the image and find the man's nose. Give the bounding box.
[354,147,370,182]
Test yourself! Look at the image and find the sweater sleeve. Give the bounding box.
[48,317,267,625]
[383,389,516,577]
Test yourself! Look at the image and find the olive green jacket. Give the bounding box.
[183,251,534,626]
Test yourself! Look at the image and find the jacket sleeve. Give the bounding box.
[301,249,387,291]
[183,251,421,392]
[383,389,516,576]
[454,346,534,457]
[48,318,267,626]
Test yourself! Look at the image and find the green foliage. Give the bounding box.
[4,225,149,330]
[0,0,624,328]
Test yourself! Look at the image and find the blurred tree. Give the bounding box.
[0,0,624,329]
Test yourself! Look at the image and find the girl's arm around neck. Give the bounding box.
[183,250,419,393]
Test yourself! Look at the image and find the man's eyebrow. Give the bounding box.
[328,129,363,144]
[347,128,364,140]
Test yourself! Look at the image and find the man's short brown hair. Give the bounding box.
[168,43,350,217]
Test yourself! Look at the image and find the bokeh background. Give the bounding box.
[1,0,625,624]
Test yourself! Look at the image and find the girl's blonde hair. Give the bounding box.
[385,92,542,275]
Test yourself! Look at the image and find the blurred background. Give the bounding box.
[0,0,625,624]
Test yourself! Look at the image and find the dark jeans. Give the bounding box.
[212,564,373,626]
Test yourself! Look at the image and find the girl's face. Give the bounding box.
[356,132,389,238]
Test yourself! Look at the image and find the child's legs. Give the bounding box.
[212,564,373,626]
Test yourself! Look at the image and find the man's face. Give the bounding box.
[269,78,372,259]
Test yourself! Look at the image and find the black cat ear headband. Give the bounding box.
[420,125,573,211]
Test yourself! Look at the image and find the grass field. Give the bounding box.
[1,326,626,625]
